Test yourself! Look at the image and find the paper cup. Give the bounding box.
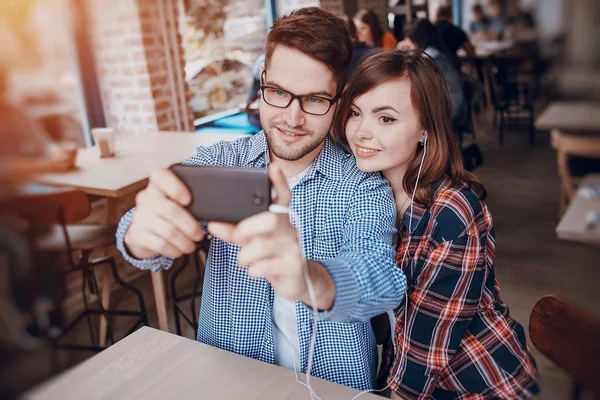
[92,128,115,158]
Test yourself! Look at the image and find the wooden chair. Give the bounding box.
[486,55,536,146]
[529,295,600,399]
[551,130,600,214]
[3,188,147,356]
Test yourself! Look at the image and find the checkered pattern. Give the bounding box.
[381,178,540,399]
[116,132,407,391]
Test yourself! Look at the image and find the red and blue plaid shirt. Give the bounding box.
[381,178,539,399]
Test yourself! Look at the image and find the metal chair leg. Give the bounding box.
[88,262,115,345]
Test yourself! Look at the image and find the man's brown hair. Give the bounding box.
[265,7,353,93]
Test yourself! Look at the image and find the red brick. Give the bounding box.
[143,37,155,47]
[147,62,162,74]
[155,99,171,111]
[122,66,134,76]
[111,79,133,89]
[151,74,168,86]
[131,51,146,62]
[142,103,155,112]
[137,78,150,88]
[124,104,140,112]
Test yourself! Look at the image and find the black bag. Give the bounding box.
[462,143,484,171]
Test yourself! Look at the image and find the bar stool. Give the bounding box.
[5,188,148,355]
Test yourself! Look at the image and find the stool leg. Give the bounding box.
[89,265,115,346]
[80,270,97,347]
[170,255,189,336]
[107,257,148,326]
[98,269,112,347]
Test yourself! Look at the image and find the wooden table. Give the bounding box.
[25,327,381,400]
[34,131,248,337]
[535,102,600,133]
[557,174,600,245]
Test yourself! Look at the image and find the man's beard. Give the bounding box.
[264,124,325,161]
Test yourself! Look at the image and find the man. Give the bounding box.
[117,7,406,391]
[434,5,475,68]
[469,4,490,36]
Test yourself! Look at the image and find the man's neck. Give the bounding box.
[270,141,324,178]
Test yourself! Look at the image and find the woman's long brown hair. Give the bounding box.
[333,50,486,206]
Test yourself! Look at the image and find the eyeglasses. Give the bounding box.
[260,73,339,116]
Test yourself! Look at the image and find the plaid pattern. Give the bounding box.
[382,178,539,399]
[116,132,407,391]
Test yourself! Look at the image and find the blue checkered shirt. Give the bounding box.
[116,132,407,390]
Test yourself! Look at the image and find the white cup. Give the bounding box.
[91,128,115,158]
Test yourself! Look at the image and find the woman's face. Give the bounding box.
[345,78,424,175]
[354,19,373,45]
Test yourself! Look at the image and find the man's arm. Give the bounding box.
[315,174,406,323]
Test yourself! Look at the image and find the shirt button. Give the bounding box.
[266,340,271,345]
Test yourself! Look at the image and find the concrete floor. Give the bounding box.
[1,111,599,399]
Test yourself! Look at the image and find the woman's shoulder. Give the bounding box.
[427,179,491,240]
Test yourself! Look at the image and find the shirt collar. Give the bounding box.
[246,131,344,181]
[401,177,450,234]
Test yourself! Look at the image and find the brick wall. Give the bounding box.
[86,0,193,136]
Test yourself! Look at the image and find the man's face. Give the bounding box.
[260,46,338,162]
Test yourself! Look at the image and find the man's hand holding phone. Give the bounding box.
[124,169,205,259]
[208,165,335,310]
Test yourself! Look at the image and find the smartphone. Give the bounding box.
[170,164,272,223]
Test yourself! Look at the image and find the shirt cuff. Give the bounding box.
[310,257,361,321]
[115,211,174,272]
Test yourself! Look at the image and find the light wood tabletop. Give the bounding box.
[25,327,382,400]
[557,174,600,245]
[34,131,248,198]
[535,102,600,132]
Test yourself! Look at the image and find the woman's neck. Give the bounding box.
[383,166,411,218]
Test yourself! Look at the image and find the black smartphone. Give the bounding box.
[169,164,272,223]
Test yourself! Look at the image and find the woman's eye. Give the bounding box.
[380,116,396,124]
[349,110,360,118]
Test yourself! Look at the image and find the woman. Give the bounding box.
[333,50,539,399]
[354,9,397,50]
[398,18,464,121]
[340,15,375,83]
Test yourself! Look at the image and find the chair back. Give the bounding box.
[529,295,600,397]
[3,187,91,226]
[551,130,600,210]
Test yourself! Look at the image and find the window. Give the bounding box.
[181,0,268,121]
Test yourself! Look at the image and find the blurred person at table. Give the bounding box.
[505,0,535,40]
[469,4,491,37]
[398,19,465,121]
[0,65,67,349]
[487,0,509,40]
[354,9,397,50]
[435,5,476,67]
[117,7,406,391]
[333,49,540,399]
[340,15,375,83]
[434,5,484,115]
[0,65,76,188]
